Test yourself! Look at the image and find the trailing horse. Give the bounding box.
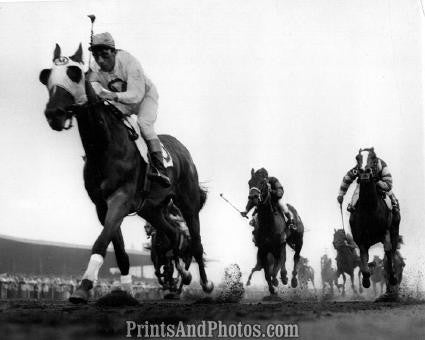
[148,201,195,297]
[332,229,362,296]
[349,148,400,300]
[297,257,316,291]
[368,257,385,296]
[320,254,339,295]
[246,168,304,295]
[39,44,213,303]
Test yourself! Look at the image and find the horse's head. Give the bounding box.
[355,147,378,183]
[247,168,270,206]
[39,44,87,131]
[332,228,346,249]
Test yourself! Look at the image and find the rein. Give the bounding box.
[66,100,139,141]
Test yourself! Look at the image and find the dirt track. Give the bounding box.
[0,296,424,340]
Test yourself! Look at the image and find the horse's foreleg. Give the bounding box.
[111,227,132,293]
[263,252,276,295]
[70,190,130,304]
[247,264,262,286]
[359,247,371,288]
[291,245,301,288]
[341,273,346,297]
[279,245,288,285]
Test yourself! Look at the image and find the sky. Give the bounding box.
[0,0,424,286]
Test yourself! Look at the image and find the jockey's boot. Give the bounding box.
[149,151,171,188]
[285,212,297,231]
[147,139,171,188]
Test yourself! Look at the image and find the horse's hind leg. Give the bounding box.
[341,273,346,297]
[384,230,397,286]
[111,227,133,292]
[186,214,213,293]
[349,272,357,295]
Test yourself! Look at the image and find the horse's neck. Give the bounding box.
[77,104,128,158]
[358,181,378,209]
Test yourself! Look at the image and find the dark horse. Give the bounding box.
[39,44,213,303]
[320,254,339,295]
[297,257,316,291]
[333,229,362,296]
[246,168,304,295]
[368,256,385,296]
[148,202,194,296]
[349,148,400,299]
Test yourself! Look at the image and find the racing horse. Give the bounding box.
[246,168,304,295]
[333,229,362,296]
[368,256,385,296]
[147,201,195,297]
[320,254,339,295]
[349,148,400,299]
[297,257,316,291]
[39,44,213,302]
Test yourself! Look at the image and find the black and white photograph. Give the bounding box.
[0,0,424,339]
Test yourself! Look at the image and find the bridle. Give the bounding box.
[248,178,270,205]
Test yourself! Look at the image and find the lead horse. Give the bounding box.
[349,148,400,300]
[39,44,213,302]
[246,168,304,296]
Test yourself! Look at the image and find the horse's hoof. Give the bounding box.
[281,276,288,285]
[182,272,192,285]
[272,277,279,287]
[291,277,298,288]
[201,280,214,293]
[389,276,398,286]
[362,273,370,288]
[375,292,398,303]
[164,292,181,300]
[69,289,89,304]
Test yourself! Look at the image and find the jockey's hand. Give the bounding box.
[337,195,344,204]
[98,89,118,101]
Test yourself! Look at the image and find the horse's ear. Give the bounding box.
[39,68,51,86]
[85,80,97,103]
[70,43,83,63]
[251,168,255,176]
[53,43,61,61]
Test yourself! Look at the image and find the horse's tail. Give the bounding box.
[199,184,208,210]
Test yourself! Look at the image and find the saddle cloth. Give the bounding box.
[123,114,173,168]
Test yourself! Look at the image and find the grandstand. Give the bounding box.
[0,234,152,278]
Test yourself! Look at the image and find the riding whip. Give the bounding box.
[87,14,96,69]
[339,203,346,232]
[219,193,248,219]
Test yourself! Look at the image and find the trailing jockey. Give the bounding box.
[87,32,171,187]
[241,168,296,244]
[337,148,400,213]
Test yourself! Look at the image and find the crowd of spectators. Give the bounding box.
[0,273,162,300]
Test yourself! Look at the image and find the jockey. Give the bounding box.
[337,151,400,213]
[241,169,296,230]
[87,32,171,188]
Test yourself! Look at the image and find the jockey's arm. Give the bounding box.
[269,177,284,199]
[376,161,393,192]
[338,167,357,197]
[115,58,146,105]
